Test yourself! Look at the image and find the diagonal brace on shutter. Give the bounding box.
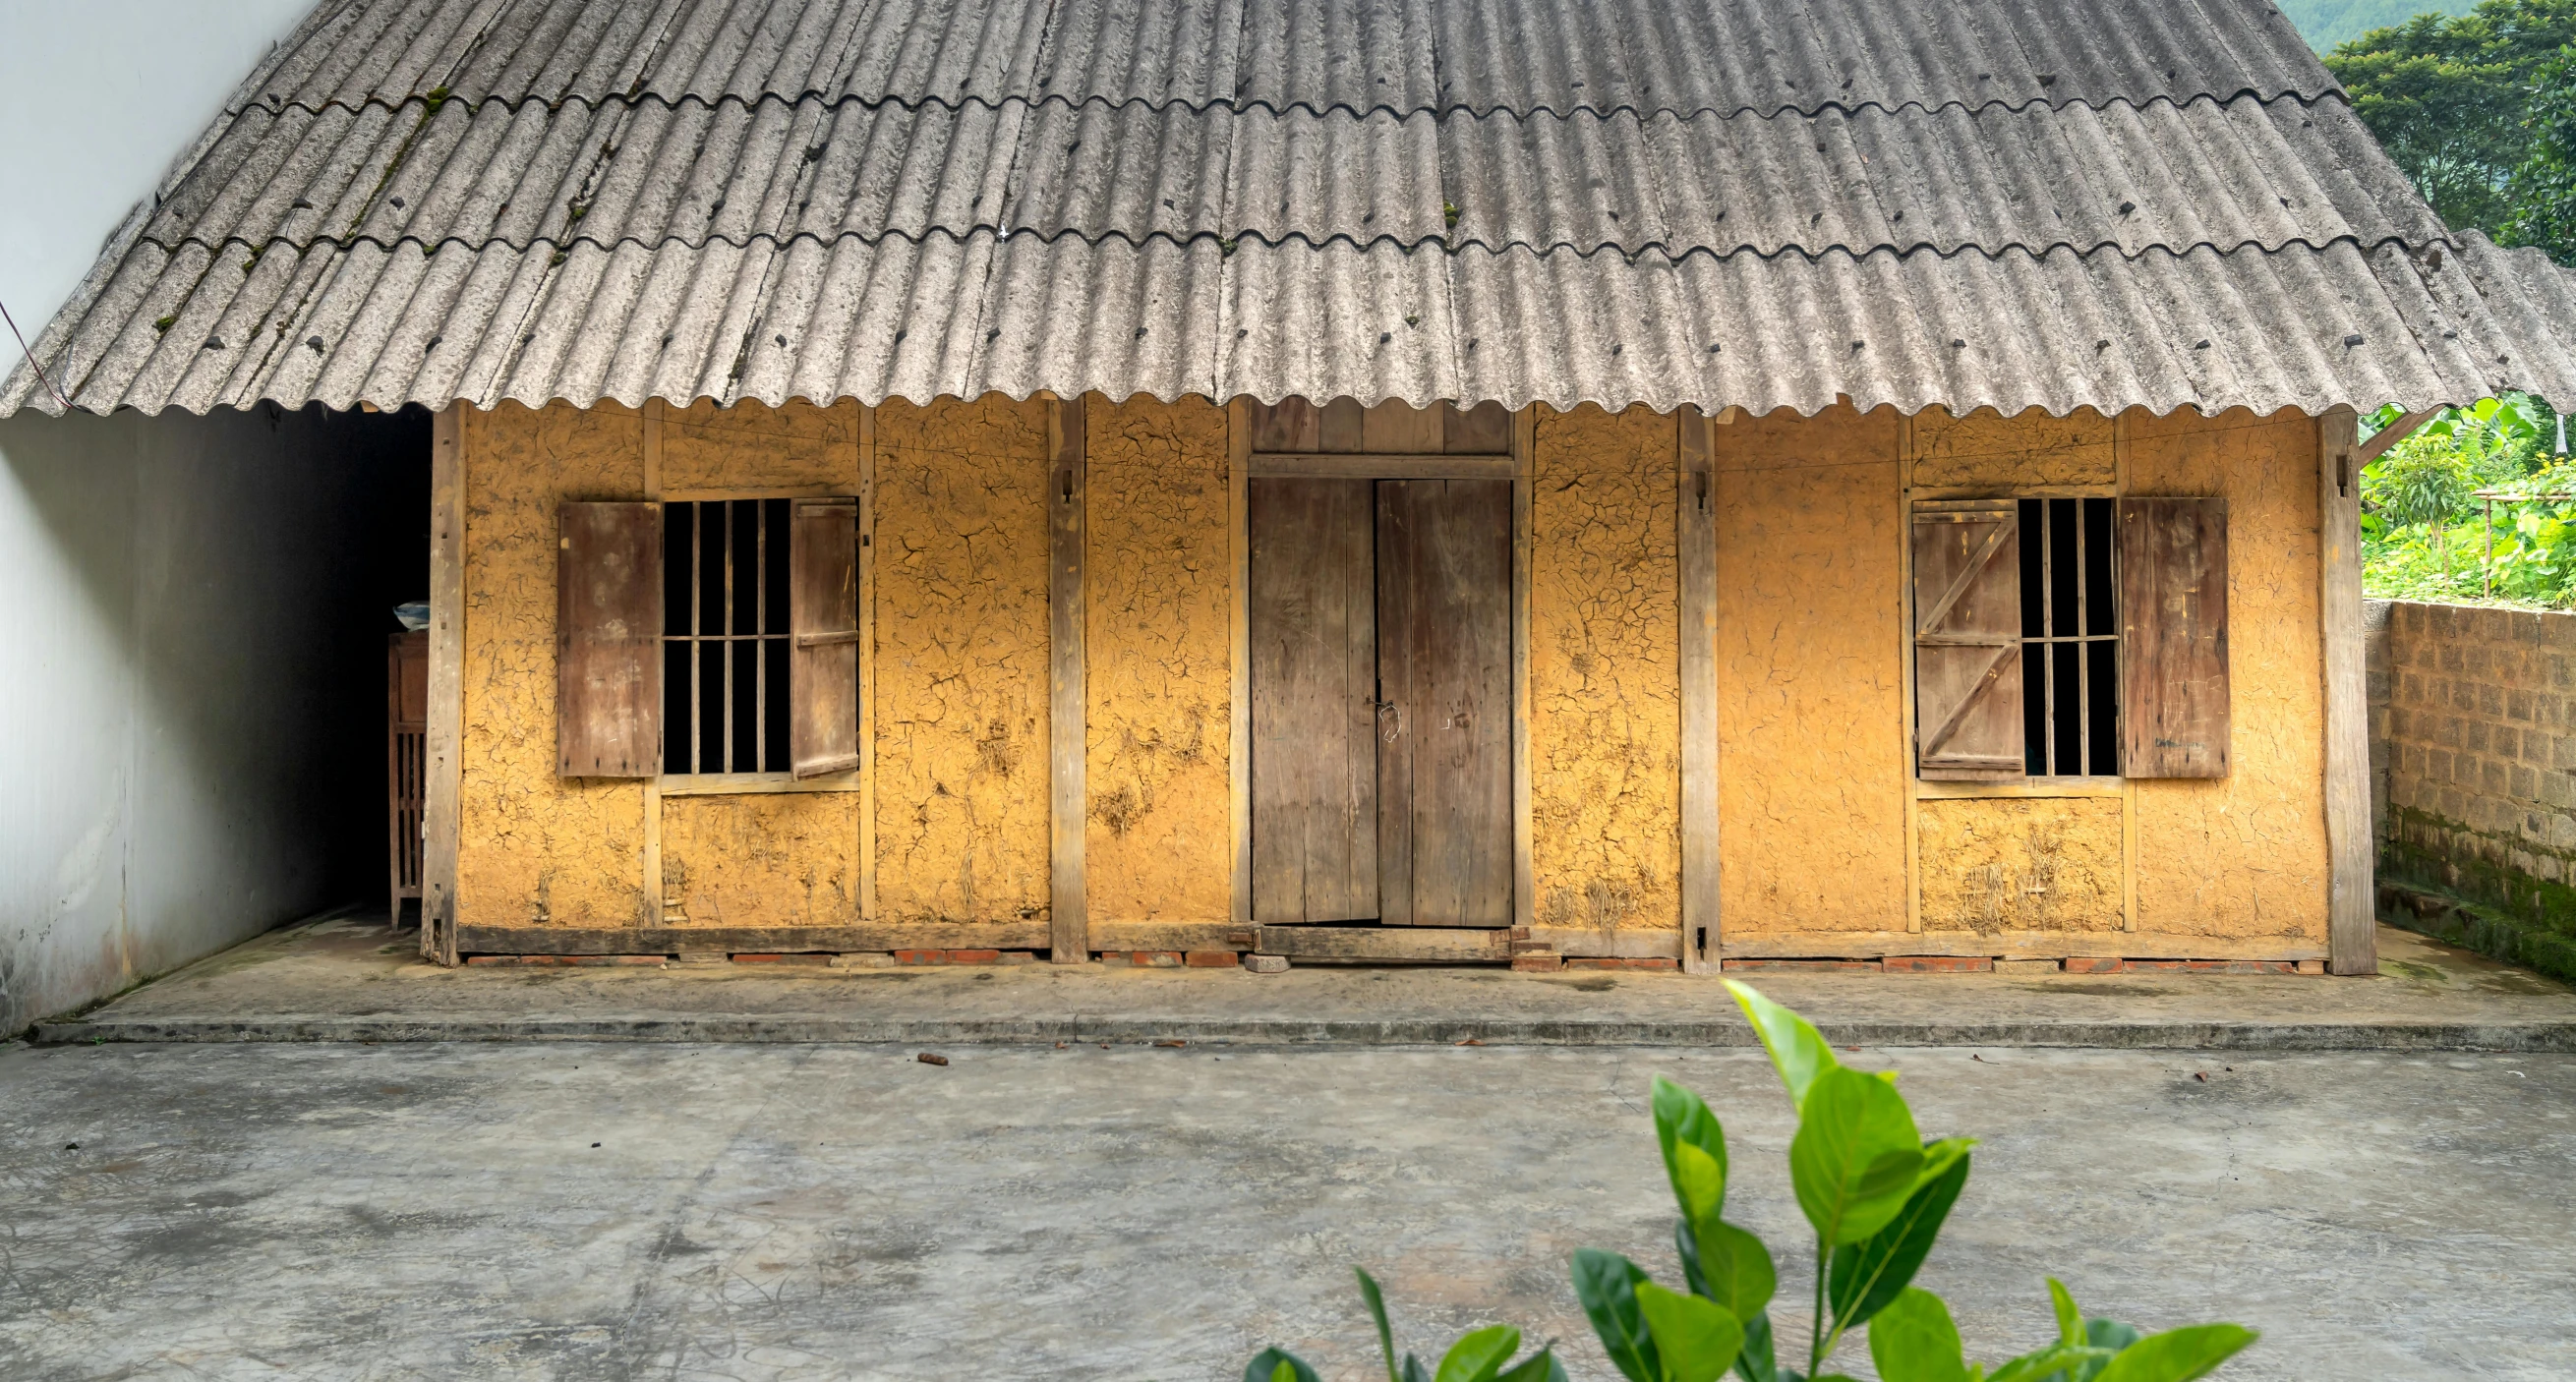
[1911,498,2026,780]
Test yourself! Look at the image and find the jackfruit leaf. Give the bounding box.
[1571,1248,1663,1382]
[1434,1326,1522,1382]
[1494,1348,1570,1382]
[1731,1310,1783,1382]
[1691,1217,1778,1322]
[1245,1349,1319,1382]
[1405,1355,1432,1382]
[2048,1281,2084,1349]
[1653,1075,1729,1219]
[1866,1289,1969,1382]
[1828,1143,1972,1329]
[1984,1345,2112,1382]
[2086,1319,2144,1355]
[2090,1326,2258,1382]
[1358,1267,1400,1382]
[1724,981,1841,1107]
[1788,1067,1927,1244]
[1636,1282,1745,1382]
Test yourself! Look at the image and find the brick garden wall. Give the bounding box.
[2369,599,2576,977]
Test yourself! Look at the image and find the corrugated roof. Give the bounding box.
[8,0,2572,420]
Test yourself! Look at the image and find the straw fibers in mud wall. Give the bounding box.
[871,397,1052,925]
[1083,398,1233,922]
[1528,405,1682,931]
[2128,406,2329,941]
[660,792,861,926]
[1713,405,1910,933]
[458,402,649,927]
[661,398,860,492]
[1911,407,2116,489]
[1916,796,2125,932]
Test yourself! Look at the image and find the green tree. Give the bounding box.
[2325,0,2576,236]
[2501,46,2576,257]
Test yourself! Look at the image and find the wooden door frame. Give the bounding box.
[1228,401,1535,931]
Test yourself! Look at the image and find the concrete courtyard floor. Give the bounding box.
[2,1038,2570,1381]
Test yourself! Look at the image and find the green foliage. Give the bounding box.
[2502,45,2576,258]
[2362,394,2576,606]
[2323,0,2576,238]
[1246,986,2256,1382]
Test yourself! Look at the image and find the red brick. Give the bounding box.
[892,949,943,965]
[1883,955,1993,974]
[1184,950,1240,968]
[732,952,830,965]
[2121,958,2298,974]
[1721,958,1881,973]
[2062,956,2123,974]
[2295,958,2327,976]
[943,949,1002,965]
[1133,950,1184,968]
[1566,956,1680,971]
[1510,951,1564,973]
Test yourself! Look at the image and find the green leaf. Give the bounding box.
[2090,1325,2258,1382]
[2085,1320,2143,1354]
[1788,1067,1927,1245]
[1731,1311,1779,1382]
[1693,1218,1778,1322]
[1724,981,1841,1107]
[1637,1281,1745,1382]
[1654,1075,1730,1220]
[2047,1281,2084,1349]
[1571,1248,1663,1382]
[1405,1356,1433,1382]
[1245,1349,1320,1382]
[1866,1289,1969,1382]
[1434,1325,1523,1382]
[1358,1267,1401,1382]
[1495,1348,1569,1382]
[1985,1346,2112,1382]
[1828,1145,1971,1330]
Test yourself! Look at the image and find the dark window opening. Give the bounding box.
[2017,496,2120,776]
[661,498,792,774]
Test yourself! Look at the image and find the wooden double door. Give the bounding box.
[1249,476,1513,926]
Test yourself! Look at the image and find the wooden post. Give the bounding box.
[423,406,465,966]
[1049,394,1089,963]
[857,403,878,920]
[1511,406,1537,932]
[640,399,665,925]
[1677,407,1720,974]
[2320,407,2376,975]
[1228,397,1254,931]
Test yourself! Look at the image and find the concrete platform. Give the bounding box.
[31,912,2576,1051]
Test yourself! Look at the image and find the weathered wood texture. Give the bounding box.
[1377,479,1514,926]
[424,408,464,963]
[556,501,663,777]
[457,923,1047,955]
[1717,930,2325,961]
[1247,477,1378,922]
[1251,453,1512,480]
[1910,498,2024,779]
[1242,399,1514,456]
[1677,409,1719,972]
[1050,396,1089,962]
[2319,412,2376,974]
[1230,401,1256,927]
[789,497,861,777]
[2119,496,2231,777]
[1253,925,1513,961]
[388,633,429,924]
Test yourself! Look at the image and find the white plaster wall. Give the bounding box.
[0,405,420,1034]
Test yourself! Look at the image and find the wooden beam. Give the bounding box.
[457,923,1050,955]
[2320,408,2377,974]
[1255,926,1514,962]
[423,406,465,966]
[1228,398,1254,931]
[1049,395,1089,963]
[857,402,878,920]
[1677,407,1720,974]
[1528,926,1684,960]
[1249,452,1514,479]
[1718,930,2327,962]
[641,399,664,926]
[2354,406,2443,469]
[1512,407,1536,931]
[1091,920,1251,953]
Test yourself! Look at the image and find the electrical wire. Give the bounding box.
[0,297,74,412]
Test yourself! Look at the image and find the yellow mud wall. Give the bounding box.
[1712,405,1910,933]
[1911,407,2116,489]
[1915,796,2125,932]
[2127,407,2327,942]
[1529,405,1682,930]
[456,402,649,927]
[1083,397,1234,922]
[871,396,1053,925]
[654,400,864,927]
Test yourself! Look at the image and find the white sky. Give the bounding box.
[0,1,314,353]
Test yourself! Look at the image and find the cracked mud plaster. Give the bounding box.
[661,398,859,492]
[1912,407,2115,489]
[1714,404,1910,932]
[1917,797,2124,931]
[457,402,647,926]
[660,793,859,926]
[1083,397,1232,921]
[1530,405,1681,931]
[2127,407,2328,941]
[871,397,1050,925]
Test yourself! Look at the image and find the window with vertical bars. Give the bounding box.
[2018,496,2121,776]
[662,499,792,775]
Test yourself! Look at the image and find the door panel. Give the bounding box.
[1376,479,1514,926]
[1248,478,1378,922]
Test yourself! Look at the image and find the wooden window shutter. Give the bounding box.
[2119,496,2230,777]
[1912,499,2025,779]
[556,501,662,777]
[789,496,861,778]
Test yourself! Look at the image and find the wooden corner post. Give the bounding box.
[423,405,465,966]
[2319,407,2376,975]
[1677,407,1721,974]
[1049,394,1089,963]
